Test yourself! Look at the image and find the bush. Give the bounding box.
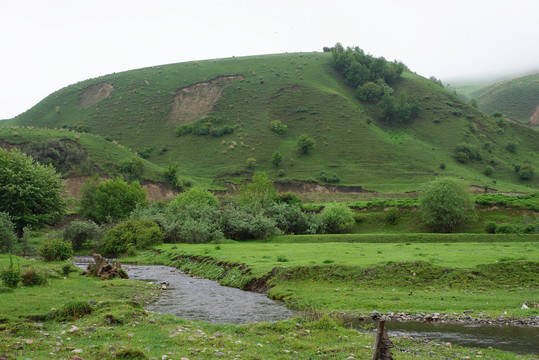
[265,203,309,234]
[439,163,446,170]
[220,205,276,240]
[454,151,469,163]
[485,221,497,234]
[357,81,383,102]
[39,239,73,261]
[80,176,147,223]
[419,177,475,233]
[506,142,517,153]
[245,158,257,169]
[483,166,495,177]
[0,212,17,254]
[277,169,286,177]
[20,268,47,286]
[276,192,303,207]
[519,164,534,180]
[165,216,223,244]
[318,171,340,183]
[297,134,316,154]
[63,220,102,250]
[320,203,355,233]
[385,207,399,225]
[269,120,288,135]
[454,143,481,162]
[169,187,220,212]
[0,256,20,288]
[496,223,516,234]
[101,219,162,257]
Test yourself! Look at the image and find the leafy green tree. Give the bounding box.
[79,177,146,223]
[0,148,66,234]
[163,161,181,189]
[357,81,383,102]
[269,120,288,135]
[169,187,220,212]
[272,151,283,168]
[320,203,355,233]
[245,158,257,169]
[419,177,474,232]
[240,171,278,208]
[297,134,316,154]
[519,164,535,180]
[0,212,17,253]
[100,219,162,257]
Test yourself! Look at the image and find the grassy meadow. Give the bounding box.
[1,52,538,192]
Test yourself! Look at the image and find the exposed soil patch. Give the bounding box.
[167,75,243,127]
[529,105,539,126]
[0,139,15,150]
[79,82,114,108]
[64,176,178,202]
[143,181,179,201]
[275,180,375,194]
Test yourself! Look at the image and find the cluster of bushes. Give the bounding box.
[330,43,421,123]
[175,115,235,137]
[484,220,537,234]
[20,139,92,175]
[269,120,288,135]
[514,164,535,180]
[116,156,144,180]
[318,171,340,183]
[454,143,482,163]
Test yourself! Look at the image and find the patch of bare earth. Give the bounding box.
[167,75,243,126]
[529,105,539,126]
[79,82,114,108]
[64,176,178,202]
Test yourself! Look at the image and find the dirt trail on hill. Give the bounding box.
[167,75,243,126]
[79,82,114,108]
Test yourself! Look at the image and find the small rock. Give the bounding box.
[108,345,117,351]
[71,349,83,353]
[25,339,34,344]
[68,326,79,333]
[521,304,529,310]
[445,342,452,348]
[71,356,84,360]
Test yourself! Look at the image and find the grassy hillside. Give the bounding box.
[2,53,538,192]
[460,73,539,125]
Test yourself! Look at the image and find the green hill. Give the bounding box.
[468,73,539,125]
[2,52,538,192]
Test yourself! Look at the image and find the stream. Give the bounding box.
[76,258,538,355]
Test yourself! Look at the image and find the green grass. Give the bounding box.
[471,73,539,123]
[2,255,533,359]
[2,52,538,192]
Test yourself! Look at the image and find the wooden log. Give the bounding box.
[371,318,385,360]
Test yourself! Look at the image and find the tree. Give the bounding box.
[272,151,283,168]
[170,187,220,212]
[357,81,383,102]
[79,177,146,223]
[297,134,316,154]
[163,161,181,189]
[0,212,17,253]
[245,158,257,169]
[320,203,355,233]
[0,148,66,234]
[419,177,474,232]
[240,171,278,209]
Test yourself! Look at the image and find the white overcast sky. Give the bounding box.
[1,0,538,119]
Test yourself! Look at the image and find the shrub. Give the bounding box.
[20,268,47,286]
[265,203,309,234]
[297,134,316,154]
[519,164,534,180]
[80,176,147,223]
[506,142,517,153]
[318,171,340,183]
[0,212,17,254]
[276,192,303,207]
[496,223,516,234]
[240,172,278,209]
[277,169,285,177]
[0,256,20,288]
[245,158,257,169]
[357,81,383,102]
[100,219,162,257]
[320,203,355,233]
[483,166,495,177]
[419,177,475,233]
[385,207,399,225]
[17,227,34,257]
[439,163,446,170]
[455,151,469,163]
[116,157,144,180]
[220,205,276,240]
[455,143,481,162]
[169,187,220,212]
[485,221,497,234]
[63,220,102,250]
[269,120,288,135]
[272,151,283,168]
[39,239,73,261]
[165,216,223,244]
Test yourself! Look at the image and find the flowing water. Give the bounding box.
[76,258,538,354]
